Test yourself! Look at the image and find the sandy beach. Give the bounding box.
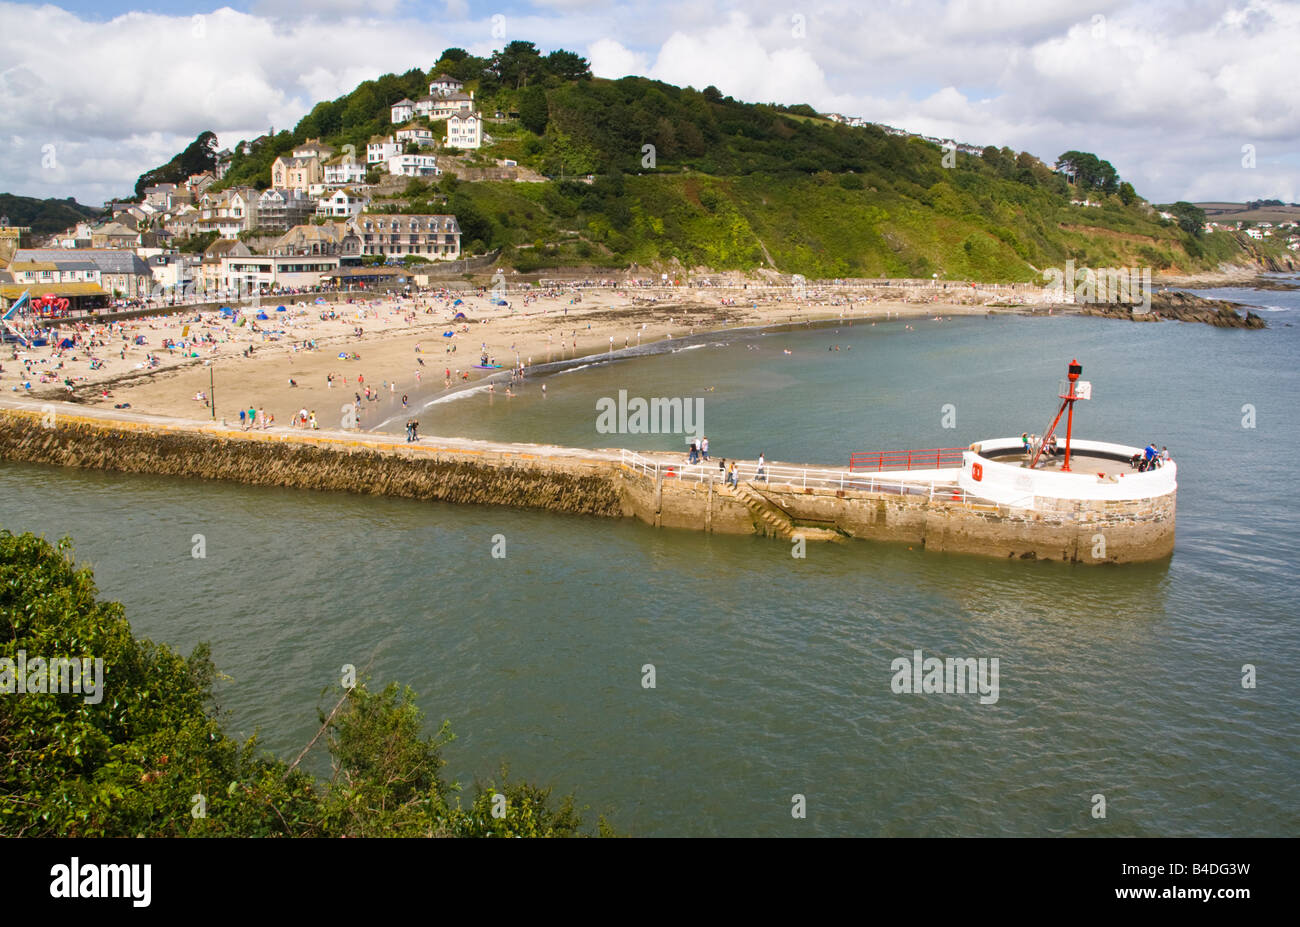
[3,284,1018,434]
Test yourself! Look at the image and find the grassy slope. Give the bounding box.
[450,169,1279,280]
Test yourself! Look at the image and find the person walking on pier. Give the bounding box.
[756,452,767,483]
[701,436,709,461]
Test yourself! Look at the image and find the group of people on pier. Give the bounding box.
[1131,442,1171,471]
[1021,432,1060,462]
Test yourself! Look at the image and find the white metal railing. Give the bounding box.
[619,449,975,502]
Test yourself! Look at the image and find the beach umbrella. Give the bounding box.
[256,311,269,320]
[276,305,286,312]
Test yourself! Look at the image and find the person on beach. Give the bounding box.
[309,411,318,430]
[239,408,247,430]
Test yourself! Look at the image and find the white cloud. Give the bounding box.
[641,12,834,103]
[587,38,648,80]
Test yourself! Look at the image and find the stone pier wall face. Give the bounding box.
[0,411,623,517]
[0,411,1174,563]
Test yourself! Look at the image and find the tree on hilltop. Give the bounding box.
[132,130,218,199]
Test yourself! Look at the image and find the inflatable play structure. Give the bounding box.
[31,293,71,317]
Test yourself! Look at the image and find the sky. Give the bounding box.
[0,0,1296,207]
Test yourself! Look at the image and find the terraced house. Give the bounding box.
[8,248,154,300]
[196,187,259,236]
[268,222,362,259]
[348,214,461,260]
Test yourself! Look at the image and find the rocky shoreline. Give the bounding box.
[1071,291,1267,328]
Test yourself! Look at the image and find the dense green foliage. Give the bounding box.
[175,231,219,254]
[1054,150,1120,194]
[186,41,1284,278]
[1160,201,1208,236]
[0,193,102,236]
[0,531,605,837]
[132,131,219,200]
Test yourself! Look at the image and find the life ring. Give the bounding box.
[971,462,984,481]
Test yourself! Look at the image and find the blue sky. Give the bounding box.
[1,0,1297,206]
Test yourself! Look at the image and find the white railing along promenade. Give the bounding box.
[619,449,974,502]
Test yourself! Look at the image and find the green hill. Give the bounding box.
[0,193,102,237]
[204,42,1291,280]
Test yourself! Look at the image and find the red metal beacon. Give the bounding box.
[1031,358,1091,472]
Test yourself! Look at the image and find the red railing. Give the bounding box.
[849,447,966,472]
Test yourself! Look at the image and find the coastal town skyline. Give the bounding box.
[1,0,1297,206]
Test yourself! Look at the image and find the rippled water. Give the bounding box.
[2,283,1297,836]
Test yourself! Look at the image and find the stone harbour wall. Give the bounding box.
[0,410,623,517]
[0,409,1174,564]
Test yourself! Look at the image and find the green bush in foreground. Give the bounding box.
[0,530,605,837]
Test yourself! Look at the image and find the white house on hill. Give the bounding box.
[316,189,369,219]
[367,136,402,164]
[323,155,366,186]
[446,112,481,149]
[429,74,464,96]
[391,98,415,124]
[396,126,435,148]
[387,153,440,178]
